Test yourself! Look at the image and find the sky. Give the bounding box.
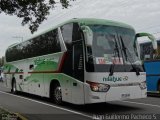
[0,0,160,57]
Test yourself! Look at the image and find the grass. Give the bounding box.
[0,106,25,120]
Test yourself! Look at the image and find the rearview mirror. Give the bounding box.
[80,25,93,46]
[135,33,157,50]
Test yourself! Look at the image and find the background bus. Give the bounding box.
[139,39,160,93]
[3,18,156,105]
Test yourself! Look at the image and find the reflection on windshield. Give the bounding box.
[85,25,143,72]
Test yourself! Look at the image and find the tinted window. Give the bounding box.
[140,41,160,60]
[72,23,82,41]
[6,29,61,62]
[61,23,73,50]
[61,23,84,81]
[140,42,153,60]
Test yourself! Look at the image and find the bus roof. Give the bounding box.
[64,18,134,29]
[43,18,134,33]
[7,18,135,49]
[38,18,135,39]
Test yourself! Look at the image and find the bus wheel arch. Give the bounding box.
[11,77,17,94]
[50,80,62,105]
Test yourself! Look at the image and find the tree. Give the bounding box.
[0,0,75,33]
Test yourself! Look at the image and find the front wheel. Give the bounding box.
[51,84,62,105]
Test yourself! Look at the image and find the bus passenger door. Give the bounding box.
[71,42,85,104]
[60,23,85,104]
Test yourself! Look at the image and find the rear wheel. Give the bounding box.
[11,80,17,94]
[51,84,62,105]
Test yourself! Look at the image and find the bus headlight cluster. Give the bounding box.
[86,81,110,92]
[139,81,147,90]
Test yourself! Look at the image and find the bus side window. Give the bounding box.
[140,42,153,60]
[61,23,73,50]
[73,23,82,41]
[60,23,73,76]
[61,23,84,82]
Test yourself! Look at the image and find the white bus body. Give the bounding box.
[3,18,147,104]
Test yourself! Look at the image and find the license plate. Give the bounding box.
[121,93,130,99]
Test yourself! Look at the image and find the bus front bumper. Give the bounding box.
[85,86,147,104]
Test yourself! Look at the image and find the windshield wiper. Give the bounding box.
[120,36,127,61]
[120,36,140,76]
[109,35,120,76]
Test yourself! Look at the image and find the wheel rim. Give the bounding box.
[54,87,62,102]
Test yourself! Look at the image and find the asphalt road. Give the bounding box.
[0,82,160,120]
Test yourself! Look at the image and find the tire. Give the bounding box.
[51,84,62,105]
[11,80,17,94]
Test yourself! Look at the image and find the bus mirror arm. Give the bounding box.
[135,33,158,57]
[135,33,157,50]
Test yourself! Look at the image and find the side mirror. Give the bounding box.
[80,25,93,46]
[135,33,157,50]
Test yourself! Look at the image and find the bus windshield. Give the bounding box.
[85,25,143,72]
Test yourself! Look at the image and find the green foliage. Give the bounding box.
[0,0,75,33]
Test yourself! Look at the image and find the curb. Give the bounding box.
[15,113,28,120]
[0,106,28,120]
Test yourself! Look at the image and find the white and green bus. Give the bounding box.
[3,18,156,105]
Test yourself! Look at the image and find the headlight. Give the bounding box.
[86,81,110,92]
[139,81,147,90]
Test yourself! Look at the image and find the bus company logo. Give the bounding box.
[34,59,45,65]
[103,76,128,82]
